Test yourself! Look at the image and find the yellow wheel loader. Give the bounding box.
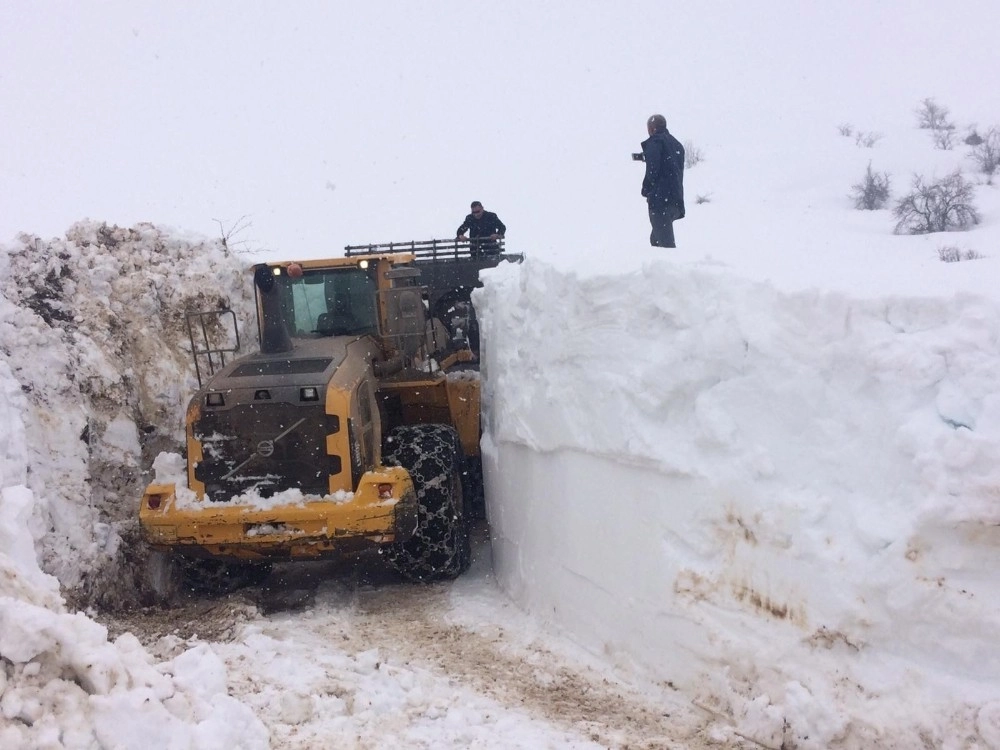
[139,239,519,594]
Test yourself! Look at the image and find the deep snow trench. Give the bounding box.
[0,225,727,749]
[2,224,999,749]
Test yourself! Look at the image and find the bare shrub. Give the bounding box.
[938,246,961,263]
[684,141,704,168]
[932,129,955,150]
[854,131,883,148]
[915,98,954,131]
[893,171,979,234]
[838,123,854,137]
[968,126,1000,176]
[850,162,891,210]
[213,215,255,255]
[938,245,984,263]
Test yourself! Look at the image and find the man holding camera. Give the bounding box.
[456,201,506,256]
[636,114,685,248]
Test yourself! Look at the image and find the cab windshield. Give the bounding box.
[283,267,378,337]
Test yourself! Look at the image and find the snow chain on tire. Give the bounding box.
[383,424,471,581]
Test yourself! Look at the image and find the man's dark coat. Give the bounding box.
[456,211,506,239]
[641,130,685,218]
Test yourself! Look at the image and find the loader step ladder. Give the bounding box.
[186,309,241,388]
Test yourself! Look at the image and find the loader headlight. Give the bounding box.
[206,392,225,407]
[300,386,320,402]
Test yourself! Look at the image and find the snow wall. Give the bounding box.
[477,258,1000,749]
[0,224,268,748]
[0,223,256,600]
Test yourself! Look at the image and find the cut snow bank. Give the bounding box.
[478,257,1000,749]
[0,223,266,748]
[0,222,256,598]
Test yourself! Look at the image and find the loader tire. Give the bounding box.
[383,424,471,581]
[145,550,184,605]
[180,558,273,595]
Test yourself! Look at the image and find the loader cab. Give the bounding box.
[253,256,428,360]
[293,267,378,337]
[254,262,381,353]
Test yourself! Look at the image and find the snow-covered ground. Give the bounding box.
[3,2,1000,748]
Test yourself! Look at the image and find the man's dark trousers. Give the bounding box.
[648,202,678,248]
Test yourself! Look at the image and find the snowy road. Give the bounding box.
[102,526,733,750]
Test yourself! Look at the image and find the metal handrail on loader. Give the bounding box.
[344,237,523,263]
[344,237,524,364]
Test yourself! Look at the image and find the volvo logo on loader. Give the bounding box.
[257,440,275,457]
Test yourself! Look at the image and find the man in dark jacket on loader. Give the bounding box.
[456,201,506,256]
[640,114,685,248]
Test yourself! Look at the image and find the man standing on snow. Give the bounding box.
[456,201,506,256]
[639,114,685,248]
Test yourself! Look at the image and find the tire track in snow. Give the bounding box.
[103,532,740,749]
[334,583,714,750]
